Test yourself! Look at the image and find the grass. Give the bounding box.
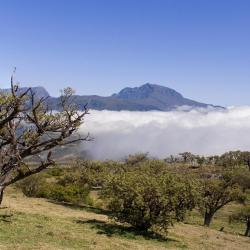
[185,202,247,235]
[0,187,249,249]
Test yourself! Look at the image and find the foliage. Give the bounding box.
[71,160,123,188]
[230,205,250,236]
[18,172,92,205]
[102,161,198,232]
[232,167,250,191]
[17,173,49,198]
[46,167,64,177]
[197,167,245,226]
[124,153,149,165]
[49,183,91,204]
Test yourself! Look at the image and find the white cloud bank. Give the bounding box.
[80,107,250,160]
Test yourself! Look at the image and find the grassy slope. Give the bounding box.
[0,187,249,250]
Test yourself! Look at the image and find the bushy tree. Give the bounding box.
[230,205,250,237]
[179,152,195,164]
[0,76,89,204]
[197,168,245,226]
[232,167,250,192]
[102,162,198,232]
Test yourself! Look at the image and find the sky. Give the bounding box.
[0,0,249,106]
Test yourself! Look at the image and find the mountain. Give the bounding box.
[0,86,50,99]
[1,83,221,111]
[111,83,211,110]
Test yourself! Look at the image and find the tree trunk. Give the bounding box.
[0,186,5,205]
[245,220,250,237]
[204,211,213,227]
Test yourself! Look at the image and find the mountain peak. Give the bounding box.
[115,83,183,101]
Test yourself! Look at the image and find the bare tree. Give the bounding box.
[0,75,89,204]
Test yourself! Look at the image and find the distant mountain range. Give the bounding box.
[1,83,222,111]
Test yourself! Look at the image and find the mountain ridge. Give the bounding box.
[1,83,222,111]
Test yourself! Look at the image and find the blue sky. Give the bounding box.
[0,0,249,106]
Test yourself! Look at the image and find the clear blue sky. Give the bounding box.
[0,0,249,106]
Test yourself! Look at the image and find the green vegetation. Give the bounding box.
[17,171,92,205]
[197,167,245,226]
[102,160,197,232]
[230,205,250,236]
[15,154,250,235]
[0,152,249,249]
[0,186,249,249]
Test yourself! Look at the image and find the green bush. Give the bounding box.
[46,167,64,177]
[73,160,123,188]
[17,174,50,198]
[229,205,250,237]
[49,183,91,205]
[18,173,92,205]
[102,162,197,232]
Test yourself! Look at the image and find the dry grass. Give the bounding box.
[170,223,250,250]
[0,187,249,250]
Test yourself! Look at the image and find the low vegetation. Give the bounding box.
[12,153,250,239]
[102,161,197,232]
[0,180,249,249]
[230,205,250,237]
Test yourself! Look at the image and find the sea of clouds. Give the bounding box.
[80,107,250,160]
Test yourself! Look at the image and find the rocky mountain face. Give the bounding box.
[1,83,220,111]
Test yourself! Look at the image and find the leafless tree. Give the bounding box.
[0,74,89,204]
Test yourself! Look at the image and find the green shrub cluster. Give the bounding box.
[17,156,250,236]
[49,183,91,204]
[101,160,198,232]
[18,171,92,205]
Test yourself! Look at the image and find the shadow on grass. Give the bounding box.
[75,219,179,243]
[0,214,13,223]
[50,201,182,244]
[49,200,110,215]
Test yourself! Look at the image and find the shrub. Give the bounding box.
[18,172,92,205]
[49,183,91,204]
[17,174,50,198]
[230,205,250,237]
[102,163,197,232]
[46,167,64,177]
[71,160,123,188]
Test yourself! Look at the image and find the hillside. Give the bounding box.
[1,187,249,250]
[1,83,222,111]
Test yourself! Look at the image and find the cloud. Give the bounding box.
[80,107,250,160]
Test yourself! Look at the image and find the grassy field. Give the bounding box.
[0,187,249,250]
